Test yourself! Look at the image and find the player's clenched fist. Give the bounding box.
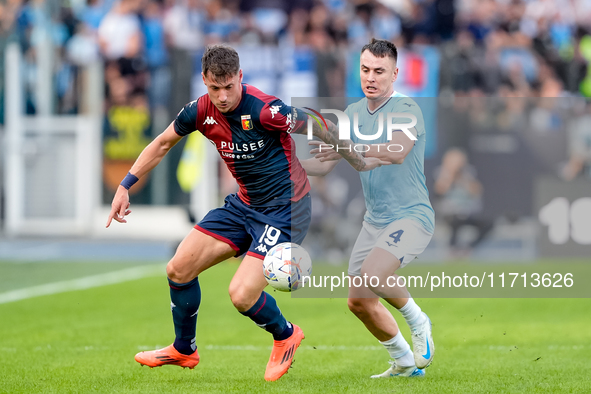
[106,185,132,227]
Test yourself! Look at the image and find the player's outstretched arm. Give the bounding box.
[106,123,183,227]
[365,130,416,164]
[312,130,416,165]
[307,140,391,172]
[305,119,389,172]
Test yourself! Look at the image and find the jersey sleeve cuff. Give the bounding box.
[173,122,185,137]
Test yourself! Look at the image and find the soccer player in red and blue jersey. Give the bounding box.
[106,44,387,381]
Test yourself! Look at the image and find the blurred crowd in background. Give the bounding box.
[0,0,590,258]
[0,0,590,118]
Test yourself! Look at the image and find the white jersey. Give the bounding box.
[345,92,435,233]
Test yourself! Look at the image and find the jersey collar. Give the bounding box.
[366,90,397,115]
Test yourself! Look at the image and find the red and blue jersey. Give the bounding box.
[174,84,310,207]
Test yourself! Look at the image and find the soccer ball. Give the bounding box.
[263,243,312,292]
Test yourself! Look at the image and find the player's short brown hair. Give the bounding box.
[201,44,240,82]
[361,38,398,63]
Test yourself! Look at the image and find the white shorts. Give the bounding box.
[348,218,433,276]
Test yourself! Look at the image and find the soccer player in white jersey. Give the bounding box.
[302,38,435,378]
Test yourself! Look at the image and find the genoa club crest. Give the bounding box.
[241,115,253,130]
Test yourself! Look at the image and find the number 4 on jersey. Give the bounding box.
[388,230,404,245]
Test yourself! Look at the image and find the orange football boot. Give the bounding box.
[264,324,305,381]
[135,344,200,369]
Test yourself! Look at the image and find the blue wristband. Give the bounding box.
[120,172,139,190]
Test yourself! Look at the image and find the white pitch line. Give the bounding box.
[0,264,165,305]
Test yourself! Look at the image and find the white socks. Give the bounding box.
[398,298,426,330]
[379,298,428,368]
[379,331,415,367]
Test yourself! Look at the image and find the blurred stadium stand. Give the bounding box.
[0,0,590,261]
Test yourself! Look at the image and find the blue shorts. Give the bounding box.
[195,193,311,259]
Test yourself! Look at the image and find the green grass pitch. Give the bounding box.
[1,260,590,393]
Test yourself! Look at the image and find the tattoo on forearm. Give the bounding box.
[312,121,366,171]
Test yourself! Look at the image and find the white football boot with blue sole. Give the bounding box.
[411,312,434,369]
[370,360,425,378]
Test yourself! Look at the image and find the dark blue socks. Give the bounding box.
[240,292,294,340]
[169,277,201,355]
[169,279,292,352]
